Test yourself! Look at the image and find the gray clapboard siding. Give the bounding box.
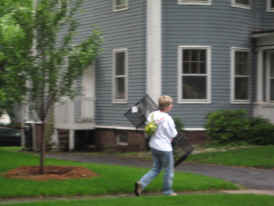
[72,0,147,127]
[162,0,257,128]
[68,0,272,129]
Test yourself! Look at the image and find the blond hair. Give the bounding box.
[158,95,173,110]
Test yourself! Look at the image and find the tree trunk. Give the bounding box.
[39,122,45,174]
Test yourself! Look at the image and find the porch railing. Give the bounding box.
[55,96,95,128]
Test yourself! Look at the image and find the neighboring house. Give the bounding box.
[53,0,274,151]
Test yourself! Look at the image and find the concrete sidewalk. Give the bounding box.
[46,152,274,190]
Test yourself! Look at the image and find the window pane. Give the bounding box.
[192,50,199,61]
[236,0,249,5]
[115,77,125,99]
[200,62,206,74]
[116,0,127,9]
[191,62,199,73]
[182,49,207,74]
[235,77,248,100]
[200,50,206,61]
[119,134,128,143]
[183,62,190,73]
[182,76,207,99]
[115,52,125,75]
[271,53,274,77]
[272,0,274,8]
[235,51,249,75]
[183,50,190,61]
[271,80,274,101]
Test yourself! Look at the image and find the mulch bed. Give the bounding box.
[3,166,98,181]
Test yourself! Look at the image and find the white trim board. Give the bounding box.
[231,0,251,9]
[230,47,250,104]
[112,48,128,104]
[146,0,162,103]
[177,45,212,104]
[256,45,274,103]
[177,0,212,6]
[96,125,144,131]
[267,0,274,12]
[96,125,206,131]
[266,51,274,102]
[112,0,129,12]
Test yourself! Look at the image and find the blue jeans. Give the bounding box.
[139,148,174,195]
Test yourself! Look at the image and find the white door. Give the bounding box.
[80,64,96,122]
[266,51,274,103]
[254,49,274,124]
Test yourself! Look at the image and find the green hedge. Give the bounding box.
[205,109,274,145]
[247,117,274,145]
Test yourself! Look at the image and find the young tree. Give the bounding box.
[0,0,33,115]
[29,0,102,174]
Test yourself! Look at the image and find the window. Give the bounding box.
[178,46,211,103]
[113,0,128,12]
[232,0,251,9]
[113,48,128,103]
[178,0,211,5]
[267,0,274,12]
[231,48,250,103]
[267,52,274,102]
[116,131,128,146]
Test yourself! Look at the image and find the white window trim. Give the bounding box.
[112,0,128,12]
[177,45,212,104]
[116,134,128,146]
[177,0,212,5]
[230,47,250,104]
[112,48,128,104]
[256,46,274,105]
[266,51,274,103]
[231,0,251,9]
[267,0,274,12]
[146,0,162,103]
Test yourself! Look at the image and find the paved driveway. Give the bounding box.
[46,152,274,190]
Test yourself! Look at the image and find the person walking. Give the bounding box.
[135,95,178,196]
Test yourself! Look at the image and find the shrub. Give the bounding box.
[205,110,250,143]
[247,117,274,145]
[205,109,274,145]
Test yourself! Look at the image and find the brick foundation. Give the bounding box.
[94,129,209,152]
[183,131,209,145]
[56,128,209,152]
[94,129,146,152]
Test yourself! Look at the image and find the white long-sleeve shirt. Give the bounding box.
[147,110,177,152]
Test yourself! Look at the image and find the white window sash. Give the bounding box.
[266,52,274,102]
[178,0,212,5]
[177,46,211,104]
[267,0,274,12]
[232,0,251,9]
[113,0,128,12]
[269,77,274,102]
[116,135,128,146]
[181,73,208,77]
[231,47,250,104]
[112,48,128,103]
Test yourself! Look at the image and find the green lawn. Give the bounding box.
[0,147,237,198]
[188,145,274,168]
[86,145,274,169]
[1,194,274,206]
